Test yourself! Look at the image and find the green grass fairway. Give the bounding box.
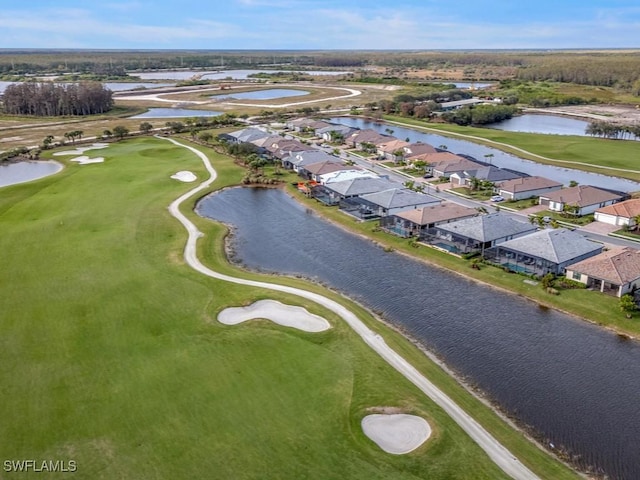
[0,137,577,479]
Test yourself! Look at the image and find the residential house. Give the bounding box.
[346,129,390,149]
[286,118,332,134]
[450,165,524,187]
[538,185,625,216]
[355,188,441,218]
[439,98,485,111]
[376,139,410,162]
[264,138,315,161]
[431,213,537,255]
[316,124,357,143]
[486,228,603,276]
[431,157,486,179]
[221,126,271,144]
[283,150,335,171]
[565,247,640,297]
[380,202,479,238]
[403,142,438,159]
[594,198,640,227]
[298,160,356,182]
[496,176,563,201]
[312,176,399,206]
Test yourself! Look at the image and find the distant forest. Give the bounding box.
[0,50,639,90]
[2,82,113,116]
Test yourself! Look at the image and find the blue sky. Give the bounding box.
[2,0,640,50]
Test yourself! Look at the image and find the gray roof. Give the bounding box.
[316,124,356,136]
[437,213,536,242]
[286,150,335,167]
[463,166,524,183]
[324,177,402,197]
[496,228,603,264]
[360,188,440,209]
[229,127,271,143]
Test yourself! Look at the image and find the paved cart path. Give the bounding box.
[160,135,541,480]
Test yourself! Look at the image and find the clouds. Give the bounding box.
[2,1,640,49]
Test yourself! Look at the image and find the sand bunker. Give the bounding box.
[70,156,104,164]
[53,143,109,157]
[171,171,197,182]
[361,414,431,454]
[217,299,331,332]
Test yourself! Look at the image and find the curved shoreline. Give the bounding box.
[0,159,64,188]
[159,135,542,480]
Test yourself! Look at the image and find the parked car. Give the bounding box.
[490,195,505,202]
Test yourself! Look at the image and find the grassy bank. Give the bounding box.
[383,115,640,184]
[0,136,577,479]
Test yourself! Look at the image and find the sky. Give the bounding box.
[2,0,640,50]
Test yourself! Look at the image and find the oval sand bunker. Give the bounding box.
[217,299,331,332]
[171,171,197,182]
[362,414,431,454]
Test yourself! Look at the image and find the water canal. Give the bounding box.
[329,117,640,193]
[197,186,640,480]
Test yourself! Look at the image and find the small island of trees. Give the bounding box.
[2,81,113,116]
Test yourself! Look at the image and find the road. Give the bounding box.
[159,135,542,480]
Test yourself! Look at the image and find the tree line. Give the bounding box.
[585,121,640,140]
[2,82,114,116]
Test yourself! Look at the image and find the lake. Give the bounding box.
[329,117,640,193]
[0,161,62,188]
[211,88,309,101]
[0,81,174,94]
[197,186,640,480]
[131,69,350,81]
[488,114,590,136]
[131,108,223,119]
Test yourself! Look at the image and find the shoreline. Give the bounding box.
[196,184,587,476]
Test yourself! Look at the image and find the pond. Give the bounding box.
[0,81,174,95]
[197,186,640,480]
[329,117,640,193]
[0,161,62,188]
[131,69,350,80]
[488,113,591,136]
[211,88,309,101]
[130,108,223,119]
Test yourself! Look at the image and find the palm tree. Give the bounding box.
[484,153,494,165]
[633,214,640,232]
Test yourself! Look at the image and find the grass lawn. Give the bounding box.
[535,209,595,226]
[448,187,493,201]
[383,115,640,184]
[0,135,581,479]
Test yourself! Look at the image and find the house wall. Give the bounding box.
[565,269,589,285]
[594,211,630,226]
[500,185,562,201]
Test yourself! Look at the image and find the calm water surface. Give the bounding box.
[0,81,173,94]
[488,114,590,136]
[131,69,350,80]
[0,161,62,188]
[211,88,309,100]
[131,108,223,118]
[330,117,640,193]
[197,187,640,480]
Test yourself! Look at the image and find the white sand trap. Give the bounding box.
[53,143,109,156]
[70,156,104,164]
[362,414,431,454]
[171,170,197,182]
[217,299,331,332]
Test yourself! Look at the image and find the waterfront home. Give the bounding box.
[431,157,486,179]
[346,129,390,149]
[403,142,438,159]
[431,213,536,255]
[354,188,441,218]
[316,124,357,143]
[538,185,625,216]
[264,138,315,161]
[283,150,335,171]
[450,165,524,187]
[318,169,378,185]
[439,98,485,111]
[594,198,640,228]
[406,151,469,176]
[376,138,410,162]
[380,202,479,238]
[496,176,563,201]
[565,247,640,297]
[298,160,356,183]
[221,126,271,144]
[285,118,332,133]
[312,176,399,206]
[485,228,603,276]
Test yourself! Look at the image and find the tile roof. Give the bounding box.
[498,176,563,193]
[496,228,603,264]
[396,202,478,225]
[437,213,536,242]
[377,139,410,153]
[596,198,640,219]
[360,188,440,209]
[302,160,354,175]
[404,142,438,156]
[567,247,640,284]
[541,185,624,207]
[324,176,401,195]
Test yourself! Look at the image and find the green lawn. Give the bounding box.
[383,115,640,184]
[0,136,578,479]
[535,209,595,226]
